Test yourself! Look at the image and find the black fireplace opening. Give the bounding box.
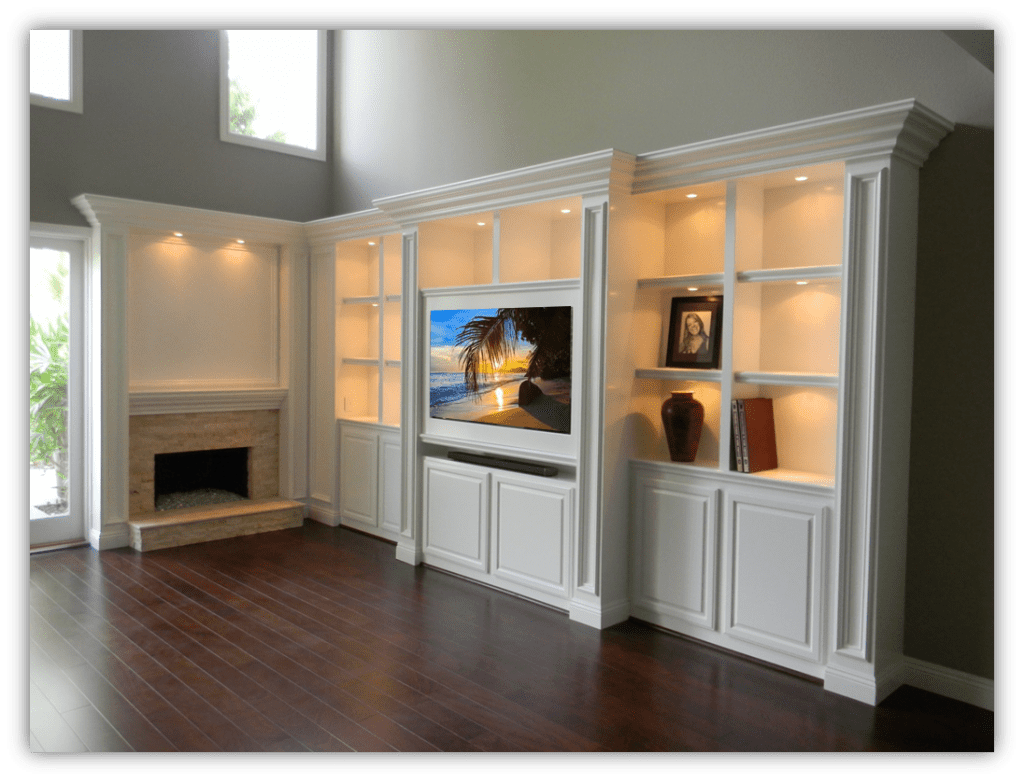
[154,447,249,511]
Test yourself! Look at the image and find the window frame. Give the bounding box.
[218,29,328,162]
[30,29,84,114]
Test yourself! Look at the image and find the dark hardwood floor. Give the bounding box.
[28,520,994,753]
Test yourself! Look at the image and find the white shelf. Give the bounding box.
[736,265,842,284]
[340,294,382,306]
[341,356,380,367]
[637,272,725,290]
[635,367,723,383]
[733,371,838,388]
[630,457,834,493]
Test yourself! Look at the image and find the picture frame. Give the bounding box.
[665,296,723,369]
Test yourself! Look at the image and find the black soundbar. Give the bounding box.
[447,450,559,477]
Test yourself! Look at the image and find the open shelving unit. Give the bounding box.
[625,161,845,488]
[335,232,403,427]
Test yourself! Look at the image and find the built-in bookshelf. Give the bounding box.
[625,161,845,487]
[336,232,403,426]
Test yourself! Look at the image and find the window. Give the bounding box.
[30,29,83,113]
[219,30,327,161]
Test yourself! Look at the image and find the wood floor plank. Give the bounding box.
[28,522,995,754]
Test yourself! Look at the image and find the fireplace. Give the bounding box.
[154,446,250,511]
[129,409,280,517]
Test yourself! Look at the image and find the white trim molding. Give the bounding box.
[128,387,289,415]
[902,657,994,712]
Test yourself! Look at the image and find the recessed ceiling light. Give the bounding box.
[561,208,571,214]
[687,287,699,292]
[796,280,809,285]
[173,231,183,237]
[795,176,809,182]
[236,238,245,244]
[368,241,376,246]
[477,221,486,227]
[686,193,698,199]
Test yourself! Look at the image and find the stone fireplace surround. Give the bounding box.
[129,409,281,516]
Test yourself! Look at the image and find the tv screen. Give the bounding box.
[429,306,572,434]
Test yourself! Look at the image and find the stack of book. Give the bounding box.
[731,398,778,473]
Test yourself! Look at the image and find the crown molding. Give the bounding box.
[71,194,307,245]
[373,149,636,227]
[303,207,398,249]
[633,99,954,194]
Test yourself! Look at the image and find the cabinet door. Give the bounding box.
[632,473,719,630]
[379,432,402,535]
[423,459,489,572]
[340,426,379,527]
[491,475,573,597]
[722,489,826,662]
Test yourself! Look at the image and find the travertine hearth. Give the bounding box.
[128,409,301,550]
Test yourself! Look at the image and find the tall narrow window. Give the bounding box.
[30,29,83,113]
[220,30,326,160]
[30,230,86,548]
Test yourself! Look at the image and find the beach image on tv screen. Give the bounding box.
[429,306,572,434]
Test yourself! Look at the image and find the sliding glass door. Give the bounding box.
[29,234,84,547]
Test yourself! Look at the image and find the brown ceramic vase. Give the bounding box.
[661,391,704,462]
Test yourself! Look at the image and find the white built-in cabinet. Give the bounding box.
[606,100,953,704]
[422,456,575,605]
[301,99,951,706]
[305,210,404,540]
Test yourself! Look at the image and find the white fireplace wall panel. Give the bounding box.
[127,234,280,389]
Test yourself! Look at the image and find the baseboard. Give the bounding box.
[88,520,130,550]
[569,597,632,629]
[304,502,341,527]
[902,656,994,712]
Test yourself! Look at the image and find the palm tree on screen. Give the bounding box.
[455,307,571,396]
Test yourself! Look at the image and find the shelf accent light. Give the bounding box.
[795,176,809,182]
[686,193,698,199]
[173,231,183,237]
[687,287,699,291]
[796,280,809,285]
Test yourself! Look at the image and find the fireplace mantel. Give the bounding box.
[129,387,289,416]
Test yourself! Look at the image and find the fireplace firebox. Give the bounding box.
[154,446,249,511]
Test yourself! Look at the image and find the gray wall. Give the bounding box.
[29,28,995,682]
[30,30,333,226]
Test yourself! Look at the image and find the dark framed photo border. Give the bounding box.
[665,295,723,369]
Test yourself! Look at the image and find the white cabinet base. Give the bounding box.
[422,456,576,612]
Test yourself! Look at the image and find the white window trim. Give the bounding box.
[218,30,327,162]
[30,30,84,114]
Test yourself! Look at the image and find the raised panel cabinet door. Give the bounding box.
[491,476,573,597]
[723,491,826,662]
[340,426,379,526]
[379,433,402,534]
[632,475,718,630]
[423,460,489,572]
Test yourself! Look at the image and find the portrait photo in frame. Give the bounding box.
[665,296,723,369]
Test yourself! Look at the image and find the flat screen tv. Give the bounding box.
[429,305,572,435]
